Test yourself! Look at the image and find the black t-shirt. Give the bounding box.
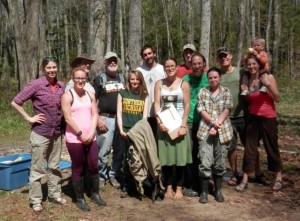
[94,73,125,114]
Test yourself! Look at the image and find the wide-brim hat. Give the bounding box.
[71,54,95,68]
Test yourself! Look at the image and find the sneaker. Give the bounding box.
[109,177,121,188]
[259,85,267,92]
[183,188,198,197]
[241,90,249,96]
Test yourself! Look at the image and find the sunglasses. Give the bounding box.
[43,55,58,61]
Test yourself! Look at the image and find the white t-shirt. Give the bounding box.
[137,63,165,117]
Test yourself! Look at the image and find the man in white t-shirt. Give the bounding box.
[137,45,166,135]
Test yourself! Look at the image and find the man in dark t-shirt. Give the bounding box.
[94,52,125,188]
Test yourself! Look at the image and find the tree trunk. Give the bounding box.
[162,0,173,57]
[266,0,273,56]
[250,0,256,40]
[88,0,108,73]
[272,0,281,75]
[119,0,125,73]
[200,0,211,67]
[107,0,117,51]
[64,14,70,77]
[187,0,194,44]
[234,0,246,67]
[127,0,142,69]
[6,0,42,90]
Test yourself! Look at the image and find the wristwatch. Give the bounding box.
[77,130,82,136]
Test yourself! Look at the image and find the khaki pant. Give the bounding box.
[29,131,62,205]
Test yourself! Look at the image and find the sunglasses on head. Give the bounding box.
[43,55,58,61]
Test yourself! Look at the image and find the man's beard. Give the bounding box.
[107,65,118,72]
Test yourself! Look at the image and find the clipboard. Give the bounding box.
[156,103,182,140]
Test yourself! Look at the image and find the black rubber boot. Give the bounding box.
[90,176,107,207]
[213,175,224,202]
[199,177,209,204]
[72,179,90,211]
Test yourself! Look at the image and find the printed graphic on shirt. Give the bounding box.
[122,98,144,114]
[105,81,125,93]
[162,95,178,109]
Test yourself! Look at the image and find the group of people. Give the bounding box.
[11,38,283,212]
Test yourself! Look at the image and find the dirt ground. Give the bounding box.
[0,129,299,221]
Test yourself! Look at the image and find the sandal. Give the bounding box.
[235,182,247,192]
[32,203,43,212]
[227,175,238,186]
[49,197,67,205]
[272,180,283,191]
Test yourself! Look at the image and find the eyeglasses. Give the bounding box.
[43,55,58,61]
[165,65,176,69]
[73,77,87,82]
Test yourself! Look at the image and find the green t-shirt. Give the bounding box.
[120,90,145,132]
[221,67,247,117]
[183,73,209,123]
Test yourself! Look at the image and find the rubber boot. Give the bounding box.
[90,176,107,207]
[72,179,90,211]
[199,177,209,204]
[213,175,224,202]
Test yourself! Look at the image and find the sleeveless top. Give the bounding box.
[160,80,184,118]
[65,89,95,143]
[248,91,276,118]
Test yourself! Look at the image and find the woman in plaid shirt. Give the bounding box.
[197,67,233,204]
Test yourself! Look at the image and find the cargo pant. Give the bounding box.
[29,131,62,205]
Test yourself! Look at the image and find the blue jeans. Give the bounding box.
[96,116,123,181]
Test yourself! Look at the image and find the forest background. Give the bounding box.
[0,0,300,91]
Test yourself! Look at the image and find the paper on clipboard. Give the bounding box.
[156,103,182,140]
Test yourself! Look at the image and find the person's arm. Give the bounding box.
[116,93,126,137]
[178,81,190,136]
[260,74,280,102]
[87,92,98,142]
[11,101,46,124]
[143,95,149,119]
[154,80,167,132]
[255,51,269,67]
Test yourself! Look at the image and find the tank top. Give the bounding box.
[248,91,276,118]
[65,89,95,143]
[160,80,184,118]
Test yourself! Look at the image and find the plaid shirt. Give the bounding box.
[13,76,65,137]
[197,86,233,144]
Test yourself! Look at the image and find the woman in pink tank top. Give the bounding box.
[236,55,283,192]
[61,67,106,211]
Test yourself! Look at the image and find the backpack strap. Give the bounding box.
[69,89,74,105]
[85,90,92,102]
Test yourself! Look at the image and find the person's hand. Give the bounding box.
[212,121,222,130]
[158,123,168,132]
[241,84,248,92]
[29,113,46,124]
[178,127,187,137]
[97,118,108,133]
[80,133,91,145]
[120,131,127,139]
[209,127,217,136]
[260,73,271,87]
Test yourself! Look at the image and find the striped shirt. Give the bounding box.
[13,76,65,137]
[197,85,233,144]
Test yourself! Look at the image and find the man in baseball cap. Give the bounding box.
[216,47,230,57]
[177,44,196,78]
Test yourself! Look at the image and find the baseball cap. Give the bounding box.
[183,44,196,52]
[104,52,118,60]
[216,47,229,56]
[71,54,95,68]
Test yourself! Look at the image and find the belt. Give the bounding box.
[99,113,116,118]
